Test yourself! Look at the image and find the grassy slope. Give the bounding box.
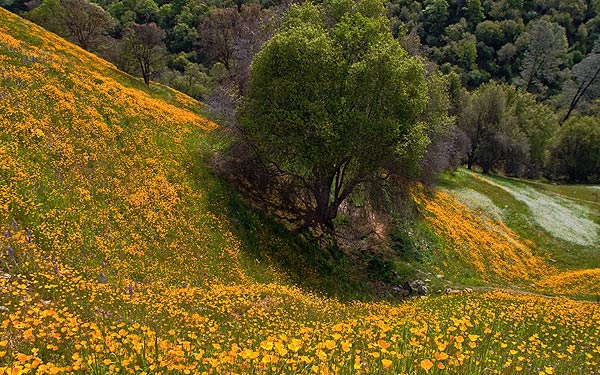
[429,169,600,297]
[1,9,599,374]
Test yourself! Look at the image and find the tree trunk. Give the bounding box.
[562,65,600,124]
[313,184,335,230]
[467,151,476,170]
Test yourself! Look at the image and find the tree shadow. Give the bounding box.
[188,140,394,302]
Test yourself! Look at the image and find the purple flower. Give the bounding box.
[12,219,17,231]
[26,228,32,243]
[8,246,15,261]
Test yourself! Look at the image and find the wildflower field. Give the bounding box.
[1,8,600,375]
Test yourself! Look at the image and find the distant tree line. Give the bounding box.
[4,0,599,120]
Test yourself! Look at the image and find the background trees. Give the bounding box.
[124,22,166,86]
[26,0,114,53]
[546,116,600,182]
[237,0,431,230]
[517,19,568,99]
[62,0,115,51]
[458,82,557,176]
[561,41,600,122]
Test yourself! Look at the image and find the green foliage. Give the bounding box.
[504,86,558,175]
[464,0,484,27]
[390,231,420,261]
[459,82,555,176]
[518,19,568,99]
[546,116,600,182]
[26,0,115,52]
[240,0,429,229]
[422,0,449,44]
[25,0,69,37]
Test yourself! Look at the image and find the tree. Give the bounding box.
[238,0,429,230]
[422,0,449,45]
[504,86,557,176]
[199,3,271,84]
[62,0,115,51]
[26,0,69,37]
[546,116,600,182]
[26,0,114,52]
[200,3,275,126]
[518,19,567,98]
[561,41,600,123]
[459,82,557,176]
[459,82,531,174]
[124,22,165,86]
[199,6,239,71]
[419,72,459,185]
[460,83,505,171]
[464,0,484,28]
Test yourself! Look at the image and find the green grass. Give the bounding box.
[439,169,600,271]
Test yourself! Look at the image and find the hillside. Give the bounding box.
[1,8,600,375]
[417,169,600,297]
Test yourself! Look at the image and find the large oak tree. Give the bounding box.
[238,0,430,230]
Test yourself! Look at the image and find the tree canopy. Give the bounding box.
[239,0,430,230]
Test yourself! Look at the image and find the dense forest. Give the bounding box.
[3,0,599,195]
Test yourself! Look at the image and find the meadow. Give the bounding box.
[1,8,600,374]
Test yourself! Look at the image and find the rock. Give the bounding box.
[393,286,410,297]
[436,274,444,278]
[0,306,8,312]
[445,287,462,294]
[463,287,473,293]
[409,280,429,295]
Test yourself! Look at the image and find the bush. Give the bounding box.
[546,116,600,183]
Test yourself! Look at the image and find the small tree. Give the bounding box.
[26,0,114,52]
[460,82,506,171]
[238,0,429,230]
[124,22,165,86]
[199,4,273,90]
[546,116,600,182]
[561,41,600,123]
[459,82,533,174]
[505,86,557,176]
[62,0,115,51]
[518,19,567,99]
[199,6,239,71]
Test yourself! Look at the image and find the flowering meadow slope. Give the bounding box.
[1,9,600,375]
[423,170,600,298]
